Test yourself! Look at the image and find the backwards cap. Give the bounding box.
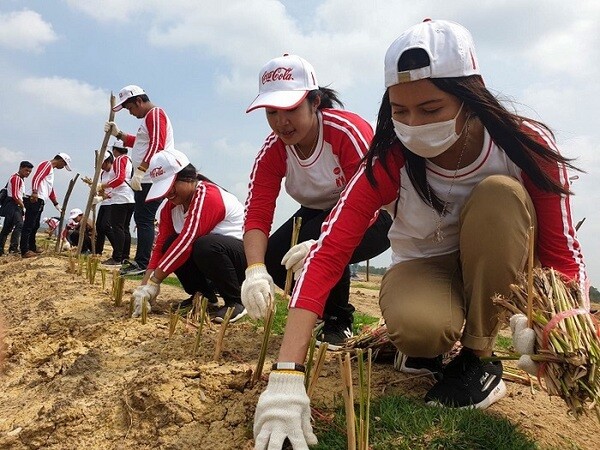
[384,19,480,87]
[246,54,318,113]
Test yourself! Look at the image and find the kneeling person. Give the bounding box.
[131,149,247,323]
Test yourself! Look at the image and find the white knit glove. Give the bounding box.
[104,121,121,137]
[254,371,318,450]
[241,264,274,320]
[92,195,103,205]
[510,313,538,376]
[131,283,159,318]
[281,239,316,280]
[130,168,145,191]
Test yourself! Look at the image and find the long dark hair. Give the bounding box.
[307,86,344,109]
[365,49,581,214]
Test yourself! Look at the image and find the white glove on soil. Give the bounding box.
[281,239,316,280]
[131,284,158,318]
[104,121,121,137]
[254,371,318,450]
[510,313,538,376]
[241,264,274,320]
[130,168,145,191]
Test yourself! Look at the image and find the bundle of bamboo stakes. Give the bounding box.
[494,267,600,421]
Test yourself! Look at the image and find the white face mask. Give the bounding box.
[392,103,465,158]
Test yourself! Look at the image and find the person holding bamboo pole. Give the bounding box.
[252,19,588,448]
[242,54,392,349]
[130,149,247,323]
[104,85,174,276]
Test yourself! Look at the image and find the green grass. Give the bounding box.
[351,282,381,291]
[314,395,538,450]
[353,311,380,334]
[495,335,513,353]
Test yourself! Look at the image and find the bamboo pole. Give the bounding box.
[339,353,356,450]
[55,173,79,253]
[307,342,328,399]
[251,296,275,387]
[192,296,209,355]
[213,307,234,360]
[77,93,116,256]
[284,217,302,302]
[527,226,535,328]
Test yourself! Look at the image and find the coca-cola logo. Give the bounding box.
[151,166,165,179]
[262,67,294,84]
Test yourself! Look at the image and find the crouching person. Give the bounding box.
[131,149,248,323]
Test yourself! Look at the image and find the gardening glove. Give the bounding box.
[104,121,121,138]
[131,283,158,318]
[241,263,274,320]
[509,313,538,376]
[92,195,103,205]
[281,239,316,280]
[130,168,145,191]
[254,371,318,450]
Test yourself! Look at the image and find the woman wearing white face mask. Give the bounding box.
[252,19,588,448]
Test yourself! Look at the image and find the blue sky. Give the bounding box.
[1,0,599,284]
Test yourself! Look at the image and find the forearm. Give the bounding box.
[277,308,319,364]
[243,229,268,266]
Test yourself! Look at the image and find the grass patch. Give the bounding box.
[353,311,380,335]
[495,335,513,353]
[314,395,537,450]
[251,293,290,335]
[351,282,380,291]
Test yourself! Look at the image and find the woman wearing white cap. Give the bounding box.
[130,149,248,323]
[251,20,587,448]
[242,54,392,348]
[20,153,72,258]
[65,207,94,253]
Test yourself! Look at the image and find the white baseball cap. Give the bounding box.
[246,54,319,113]
[146,149,191,201]
[69,208,83,220]
[57,152,72,171]
[113,84,146,111]
[384,19,480,87]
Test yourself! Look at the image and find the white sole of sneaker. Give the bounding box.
[213,308,247,324]
[426,379,507,410]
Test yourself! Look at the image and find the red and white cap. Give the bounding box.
[57,152,72,171]
[69,208,83,220]
[246,54,319,113]
[384,19,480,87]
[146,149,191,201]
[113,84,146,111]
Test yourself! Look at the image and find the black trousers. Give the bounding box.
[163,233,247,306]
[134,184,161,269]
[20,197,44,255]
[108,203,134,262]
[68,230,92,253]
[265,207,392,326]
[0,200,24,254]
[94,204,115,255]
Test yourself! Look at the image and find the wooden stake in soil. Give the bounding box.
[284,216,302,302]
[55,173,79,253]
[114,276,125,307]
[77,93,116,256]
[338,352,356,450]
[192,296,209,355]
[213,306,234,360]
[306,342,328,399]
[251,295,275,387]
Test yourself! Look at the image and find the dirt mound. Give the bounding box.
[0,255,598,449]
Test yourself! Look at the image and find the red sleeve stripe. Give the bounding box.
[243,133,279,223]
[104,155,127,187]
[10,175,22,199]
[322,110,370,158]
[523,121,588,298]
[31,161,51,191]
[160,184,206,272]
[144,108,167,164]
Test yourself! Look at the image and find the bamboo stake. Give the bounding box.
[527,226,535,328]
[284,217,302,301]
[192,296,209,355]
[55,173,79,253]
[115,276,124,306]
[100,267,106,290]
[339,353,356,450]
[305,334,318,390]
[141,294,149,324]
[251,296,275,387]
[213,306,234,360]
[77,93,116,256]
[307,342,328,399]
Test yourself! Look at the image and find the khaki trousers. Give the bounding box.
[379,175,537,357]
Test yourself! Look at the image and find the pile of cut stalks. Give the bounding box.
[495,267,600,422]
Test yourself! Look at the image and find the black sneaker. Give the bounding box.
[424,348,506,409]
[212,303,247,323]
[120,261,145,276]
[394,352,443,381]
[316,321,353,350]
[101,257,122,266]
[175,296,219,313]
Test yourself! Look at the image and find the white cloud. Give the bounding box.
[18,77,108,116]
[0,9,57,52]
[0,147,26,166]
